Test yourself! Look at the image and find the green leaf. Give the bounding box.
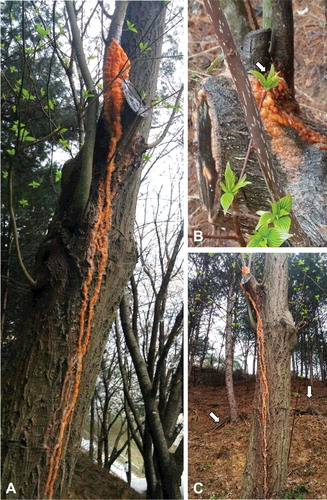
[22,134,36,142]
[224,162,236,191]
[45,98,56,110]
[59,139,69,149]
[220,181,227,193]
[278,194,292,213]
[139,42,151,52]
[220,192,234,214]
[36,23,50,38]
[248,70,267,87]
[19,199,29,207]
[82,90,95,99]
[273,216,291,231]
[10,66,15,73]
[28,181,40,189]
[247,232,267,247]
[249,64,284,91]
[233,179,252,191]
[2,170,9,178]
[267,64,275,81]
[54,169,62,182]
[22,88,36,100]
[278,208,289,217]
[266,228,292,247]
[6,148,15,156]
[256,212,274,229]
[126,20,138,33]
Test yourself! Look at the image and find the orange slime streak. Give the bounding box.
[241,268,269,498]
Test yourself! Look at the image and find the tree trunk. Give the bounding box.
[200,303,213,370]
[271,0,294,93]
[120,295,182,499]
[225,264,238,422]
[1,3,167,499]
[252,336,257,375]
[220,0,252,48]
[241,254,298,498]
[127,426,132,486]
[89,392,95,461]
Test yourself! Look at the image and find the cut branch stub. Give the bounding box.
[194,76,269,230]
[271,0,294,94]
[241,28,271,72]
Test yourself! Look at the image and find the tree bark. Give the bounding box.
[241,254,297,498]
[225,263,238,422]
[271,0,294,93]
[220,0,252,48]
[1,3,167,498]
[89,391,95,461]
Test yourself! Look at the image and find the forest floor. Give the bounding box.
[188,0,326,246]
[70,452,143,499]
[188,376,327,499]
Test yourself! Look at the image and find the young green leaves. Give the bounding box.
[247,195,293,247]
[220,162,251,214]
[248,64,284,92]
[256,194,292,231]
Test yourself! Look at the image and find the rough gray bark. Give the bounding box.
[195,76,270,231]
[241,28,271,71]
[271,0,294,93]
[241,255,300,498]
[220,0,252,48]
[1,2,167,498]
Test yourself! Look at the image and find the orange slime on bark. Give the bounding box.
[44,40,130,499]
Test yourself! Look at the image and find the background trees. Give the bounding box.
[1,1,183,499]
[189,254,327,382]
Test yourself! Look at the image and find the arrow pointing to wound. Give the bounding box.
[307,386,312,398]
[256,62,266,72]
[209,412,220,423]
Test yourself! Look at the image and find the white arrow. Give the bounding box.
[256,62,266,72]
[209,412,220,423]
[307,386,312,398]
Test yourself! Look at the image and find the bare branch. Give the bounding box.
[66,1,99,221]
[145,85,183,150]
